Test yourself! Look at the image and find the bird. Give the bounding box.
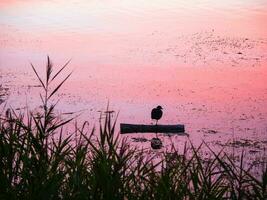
[151,105,163,125]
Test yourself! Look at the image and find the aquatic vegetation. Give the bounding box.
[0,57,266,199]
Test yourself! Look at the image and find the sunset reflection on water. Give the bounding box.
[0,0,267,151]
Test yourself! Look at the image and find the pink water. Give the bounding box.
[1,0,267,153]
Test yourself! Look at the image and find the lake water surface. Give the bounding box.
[1,0,267,154]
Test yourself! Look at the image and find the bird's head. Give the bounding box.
[157,105,163,110]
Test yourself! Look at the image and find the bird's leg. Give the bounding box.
[156,120,158,138]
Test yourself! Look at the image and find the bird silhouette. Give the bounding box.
[151,105,163,125]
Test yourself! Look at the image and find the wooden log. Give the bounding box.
[120,123,185,134]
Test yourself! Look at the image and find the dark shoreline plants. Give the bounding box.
[0,57,266,199]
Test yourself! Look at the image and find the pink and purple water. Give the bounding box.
[0,0,267,153]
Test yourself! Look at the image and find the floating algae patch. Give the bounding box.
[128,31,267,67]
[198,128,218,134]
[0,84,9,105]
[132,137,149,143]
[216,138,263,149]
[227,139,261,149]
[0,70,16,105]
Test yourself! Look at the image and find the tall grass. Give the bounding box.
[0,57,266,199]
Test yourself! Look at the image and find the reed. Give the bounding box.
[0,57,266,199]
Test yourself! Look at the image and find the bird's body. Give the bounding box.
[151,106,163,124]
[151,105,163,147]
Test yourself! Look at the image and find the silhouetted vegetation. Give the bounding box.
[0,57,266,199]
